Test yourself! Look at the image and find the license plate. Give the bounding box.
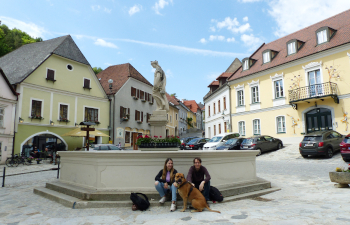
[305,144,313,147]
[243,146,248,148]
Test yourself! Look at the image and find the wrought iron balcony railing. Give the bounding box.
[288,82,339,104]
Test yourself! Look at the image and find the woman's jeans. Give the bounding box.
[155,182,177,202]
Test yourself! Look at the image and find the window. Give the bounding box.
[275,80,284,98]
[251,86,259,103]
[237,90,244,106]
[120,106,130,119]
[59,104,68,121]
[131,87,137,97]
[213,103,216,115]
[238,121,245,136]
[288,42,296,55]
[46,69,55,81]
[276,116,286,133]
[208,106,211,116]
[125,131,130,143]
[218,100,221,112]
[224,122,227,133]
[135,110,143,122]
[67,64,73,71]
[263,52,270,63]
[214,125,216,136]
[243,60,249,70]
[170,115,172,123]
[223,97,226,110]
[83,78,91,89]
[146,113,151,123]
[176,113,178,120]
[253,119,261,135]
[167,114,169,120]
[31,100,42,117]
[317,29,327,44]
[85,107,98,122]
[0,108,3,127]
[219,124,221,134]
[140,91,145,100]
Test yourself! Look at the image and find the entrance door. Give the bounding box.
[132,132,138,150]
[306,108,332,133]
[308,69,322,97]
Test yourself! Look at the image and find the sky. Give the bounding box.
[1,0,350,104]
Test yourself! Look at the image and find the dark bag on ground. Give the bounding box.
[209,186,223,202]
[130,192,150,211]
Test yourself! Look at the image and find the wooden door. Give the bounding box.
[132,132,138,150]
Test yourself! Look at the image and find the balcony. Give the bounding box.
[288,82,339,109]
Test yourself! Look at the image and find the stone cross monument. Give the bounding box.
[148,60,169,138]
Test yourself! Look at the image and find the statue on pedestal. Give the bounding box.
[151,60,169,112]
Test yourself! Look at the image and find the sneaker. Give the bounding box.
[159,196,166,203]
[170,203,176,212]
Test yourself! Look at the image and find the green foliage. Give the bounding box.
[187,117,193,127]
[93,67,103,75]
[170,93,177,98]
[0,24,42,57]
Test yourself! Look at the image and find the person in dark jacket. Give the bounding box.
[155,158,178,211]
[30,148,42,164]
[186,157,211,201]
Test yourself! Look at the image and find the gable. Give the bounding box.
[0,70,17,100]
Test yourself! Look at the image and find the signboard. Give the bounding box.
[116,127,124,138]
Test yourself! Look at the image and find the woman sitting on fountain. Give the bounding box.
[155,158,178,212]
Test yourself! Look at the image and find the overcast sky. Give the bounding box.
[1,0,350,103]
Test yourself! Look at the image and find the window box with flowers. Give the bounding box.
[122,117,129,121]
[330,165,350,188]
[136,135,181,148]
[29,115,44,120]
[58,118,70,124]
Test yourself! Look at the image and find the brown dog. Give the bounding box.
[175,173,220,213]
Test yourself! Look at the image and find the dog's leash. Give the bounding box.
[178,181,194,197]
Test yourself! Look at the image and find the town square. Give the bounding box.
[1,1,350,224]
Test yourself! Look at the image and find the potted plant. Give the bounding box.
[330,165,350,188]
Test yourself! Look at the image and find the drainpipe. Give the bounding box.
[227,83,232,133]
[113,94,116,144]
[108,97,112,143]
[12,93,19,158]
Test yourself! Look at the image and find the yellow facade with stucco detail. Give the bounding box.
[166,105,179,136]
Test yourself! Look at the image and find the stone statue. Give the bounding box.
[151,60,169,112]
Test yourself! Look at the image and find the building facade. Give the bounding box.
[177,101,190,136]
[97,63,156,148]
[0,35,109,154]
[226,10,350,143]
[0,68,17,164]
[166,93,180,137]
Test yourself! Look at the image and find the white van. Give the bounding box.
[203,133,240,150]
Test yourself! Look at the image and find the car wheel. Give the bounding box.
[256,148,262,156]
[301,154,308,158]
[277,143,282,150]
[325,147,333,158]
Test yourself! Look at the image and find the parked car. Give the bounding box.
[184,138,211,150]
[299,130,343,158]
[340,134,350,162]
[240,135,283,155]
[90,144,123,151]
[180,137,199,150]
[216,138,246,150]
[203,133,240,150]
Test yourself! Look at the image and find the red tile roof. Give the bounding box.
[208,80,219,87]
[166,93,179,105]
[228,9,350,82]
[216,72,233,80]
[183,100,200,113]
[97,63,152,94]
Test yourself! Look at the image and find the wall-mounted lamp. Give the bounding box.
[19,117,24,123]
[50,120,54,126]
[108,79,113,93]
[75,123,79,127]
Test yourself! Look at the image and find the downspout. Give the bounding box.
[113,94,116,144]
[227,83,232,133]
[108,97,112,143]
[12,93,19,158]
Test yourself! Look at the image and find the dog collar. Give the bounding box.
[178,181,188,188]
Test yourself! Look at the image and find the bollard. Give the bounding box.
[57,161,60,179]
[2,167,5,187]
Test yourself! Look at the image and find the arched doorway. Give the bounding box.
[305,108,333,133]
[21,132,68,156]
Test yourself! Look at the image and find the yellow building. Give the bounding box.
[226,10,350,143]
[166,93,179,136]
[183,100,199,130]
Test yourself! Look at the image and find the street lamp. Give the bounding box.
[50,120,54,126]
[19,117,24,123]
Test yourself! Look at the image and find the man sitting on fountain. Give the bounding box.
[186,157,211,202]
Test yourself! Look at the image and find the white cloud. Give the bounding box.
[104,7,112,13]
[199,38,207,44]
[165,69,173,78]
[268,0,350,37]
[0,16,46,38]
[209,26,216,32]
[94,39,118,49]
[214,17,251,33]
[227,37,235,42]
[243,16,248,22]
[152,0,173,15]
[91,5,100,11]
[241,34,263,51]
[129,4,142,16]
[209,35,225,41]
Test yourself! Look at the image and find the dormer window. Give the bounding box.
[316,26,336,45]
[286,39,305,56]
[242,58,257,71]
[262,50,278,64]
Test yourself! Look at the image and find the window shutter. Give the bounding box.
[84,79,90,88]
[145,92,148,101]
[47,69,55,80]
[135,110,138,120]
[120,106,124,118]
[146,113,149,123]
[128,108,130,116]
[137,89,140,98]
[141,111,143,122]
[152,96,154,103]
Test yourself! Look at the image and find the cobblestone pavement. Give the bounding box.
[1,144,350,224]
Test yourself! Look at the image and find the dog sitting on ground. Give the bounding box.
[174,173,220,213]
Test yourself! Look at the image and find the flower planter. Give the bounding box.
[329,172,350,188]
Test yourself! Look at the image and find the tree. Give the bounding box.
[170,93,177,98]
[93,67,103,75]
[187,117,193,127]
[0,24,42,57]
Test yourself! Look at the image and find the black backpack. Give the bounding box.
[130,192,150,211]
[209,186,223,202]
